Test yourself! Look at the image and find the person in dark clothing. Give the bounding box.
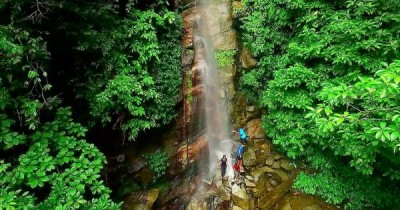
[220,155,227,178]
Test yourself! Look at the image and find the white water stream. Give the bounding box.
[194,3,235,180]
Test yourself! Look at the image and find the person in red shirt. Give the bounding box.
[233,161,240,180]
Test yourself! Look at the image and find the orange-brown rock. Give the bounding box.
[246,118,265,139]
[177,135,208,168]
[182,7,198,48]
[186,84,205,97]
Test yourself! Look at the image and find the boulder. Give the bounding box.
[217,185,231,201]
[253,174,268,197]
[281,203,293,210]
[272,161,281,169]
[253,139,265,147]
[158,182,190,205]
[274,153,284,160]
[269,178,278,187]
[244,179,256,188]
[250,168,265,182]
[271,170,289,182]
[240,47,257,68]
[280,159,295,171]
[265,156,274,166]
[258,172,297,209]
[255,149,269,165]
[232,184,250,210]
[245,118,265,139]
[187,197,206,210]
[259,143,272,155]
[232,206,244,210]
[243,147,257,167]
[123,189,159,210]
[259,185,289,209]
[146,189,160,207]
[135,168,154,186]
[261,166,275,173]
[245,176,254,181]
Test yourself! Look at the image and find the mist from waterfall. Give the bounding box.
[194,2,235,180]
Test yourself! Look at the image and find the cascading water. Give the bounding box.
[194,1,235,180]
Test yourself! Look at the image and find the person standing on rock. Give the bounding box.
[233,128,247,145]
[236,143,245,171]
[219,155,228,178]
[233,161,240,180]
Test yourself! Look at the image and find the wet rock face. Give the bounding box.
[243,147,256,167]
[135,168,155,187]
[233,94,261,127]
[239,47,257,69]
[148,134,335,210]
[123,189,160,210]
[217,185,231,201]
[182,7,196,48]
[180,0,238,127]
[176,135,208,169]
[232,184,251,210]
[246,118,265,139]
[182,49,194,67]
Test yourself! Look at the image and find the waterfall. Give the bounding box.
[194,3,235,180]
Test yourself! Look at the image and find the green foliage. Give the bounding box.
[143,149,169,182]
[0,16,119,207]
[215,50,236,68]
[72,2,182,140]
[238,0,400,208]
[1,0,181,208]
[0,108,120,209]
[307,61,400,176]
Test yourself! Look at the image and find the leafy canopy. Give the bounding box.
[1,0,182,208]
[238,0,400,208]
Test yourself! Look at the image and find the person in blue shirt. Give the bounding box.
[236,143,245,170]
[233,128,247,144]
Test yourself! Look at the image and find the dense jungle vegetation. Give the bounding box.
[237,0,400,209]
[0,0,181,208]
[2,0,400,209]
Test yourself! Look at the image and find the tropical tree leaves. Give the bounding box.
[238,0,400,208]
